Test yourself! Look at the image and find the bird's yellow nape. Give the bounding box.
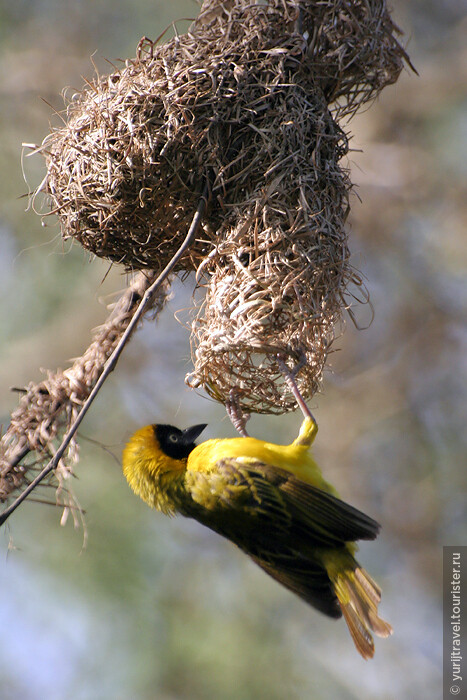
[122,425,186,513]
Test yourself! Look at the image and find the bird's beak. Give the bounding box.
[181,424,207,444]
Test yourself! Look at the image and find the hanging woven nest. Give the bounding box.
[35,0,412,412]
[188,231,349,413]
[39,0,409,271]
[187,84,357,412]
[39,2,301,271]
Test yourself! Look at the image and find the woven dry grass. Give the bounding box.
[39,0,408,269]
[33,0,411,413]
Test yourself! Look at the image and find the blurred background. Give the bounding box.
[1,1,465,698]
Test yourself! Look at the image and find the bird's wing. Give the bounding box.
[183,457,363,618]
[183,457,382,619]
[184,456,380,549]
[253,460,381,544]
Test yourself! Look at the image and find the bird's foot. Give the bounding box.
[277,354,317,425]
[226,389,250,437]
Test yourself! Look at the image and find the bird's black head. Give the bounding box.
[153,423,207,460]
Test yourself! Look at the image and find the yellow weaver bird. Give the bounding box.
[122,417,392,658]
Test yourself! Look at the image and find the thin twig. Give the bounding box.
[1,271,160,484]
[0,182,209,527]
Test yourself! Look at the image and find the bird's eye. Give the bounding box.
[168,433,179,443]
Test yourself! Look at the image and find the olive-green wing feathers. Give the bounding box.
[182,457,380,619]
[249,461,380,545]
[249,551,341,617]
[184,457,379,547]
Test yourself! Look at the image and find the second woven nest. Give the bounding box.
[187,83,355,412]
[38,0,411,413]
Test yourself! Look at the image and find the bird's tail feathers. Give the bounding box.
[327,558,392,659]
